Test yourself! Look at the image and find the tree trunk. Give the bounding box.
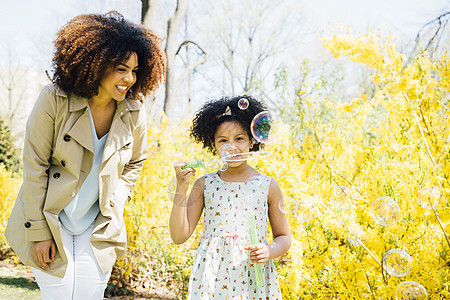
[141,0,158,28]
[163,0,188,119]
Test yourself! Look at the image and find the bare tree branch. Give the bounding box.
[412,11,450,58]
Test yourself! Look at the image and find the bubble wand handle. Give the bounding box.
[247,211,264,287]
[181,159,205,170]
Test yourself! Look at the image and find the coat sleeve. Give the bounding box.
[22,84,56,241]
[117,108,148,206]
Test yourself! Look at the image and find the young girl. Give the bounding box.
[170,95,292,299]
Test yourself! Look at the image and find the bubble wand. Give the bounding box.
[181,158,227,170]
[180,151,271,172]
[247,211,264,287]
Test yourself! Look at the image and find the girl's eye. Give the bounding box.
[132,69,138,73]
[117,68,126,72]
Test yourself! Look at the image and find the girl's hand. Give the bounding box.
[173,161,196,193]
[32,239,56,270]
[245,243,270,263]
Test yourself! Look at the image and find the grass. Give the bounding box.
[0,263,40,300]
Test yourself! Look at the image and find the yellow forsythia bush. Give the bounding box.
[1,28,448,299]
[120,29,450,298]
[0,164,21,258]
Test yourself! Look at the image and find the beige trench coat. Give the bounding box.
[5,83,148,278]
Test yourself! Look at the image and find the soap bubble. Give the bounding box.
[294,197,317,223]
[250,111,272,143]
[383,249,412,277]
[395,281,428,300]
[417,186,440,210]
[167,176,178,198]
[371,196,400,226]
[218,143,235,158]
[245,175,264,188]
[237,98,249,110]
[279,197,297,214]
[167,176,201,207]
[332,186,352,210]
[347,227,364,246]
[169,151,185,167]
[205,160,228,172]
[347,231,363,246]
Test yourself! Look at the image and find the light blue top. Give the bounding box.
[59,107,108,235]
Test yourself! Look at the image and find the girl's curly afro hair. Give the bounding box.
[190,95,268,154]
[52,11,166,99]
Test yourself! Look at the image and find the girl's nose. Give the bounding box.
[229,142,238,149]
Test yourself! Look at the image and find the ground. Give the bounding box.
[0,260,177,300]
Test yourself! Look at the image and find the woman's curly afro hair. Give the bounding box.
[52,11,166,99]
[190,95,268,154]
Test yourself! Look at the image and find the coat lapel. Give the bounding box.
[101,100,133,165]
[65,93,94,153]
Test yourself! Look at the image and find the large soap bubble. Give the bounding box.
[382,249,412,277]
[279,197,297,215]
[371,196,400,226]
[417,186,440,210]
[332,186,352,210]
[395,281,428,300]
[294,197,317,223]
[250,111,272,143]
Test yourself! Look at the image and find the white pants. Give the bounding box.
[31,224,111,300]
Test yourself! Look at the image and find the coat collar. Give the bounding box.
[56,87,144,156]
[55,87,144,113]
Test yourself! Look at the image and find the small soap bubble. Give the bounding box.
[371,196,400,226]
[383,249,412,277]
[167,176,177,198]
[206,160,228,172]
[417,186,440,210]
[332,186,352,210]
[169,151,185,167]
[279,197,297,214]
[395,281,428,300]
[237,98,249,110]
[347,230,363,246]
[245,175,263,187]
[167,176,199,207]
[294,197,317,223]
[250,111,272,143]
[218,143,235,158]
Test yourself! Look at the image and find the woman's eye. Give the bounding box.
[117,68,126,72]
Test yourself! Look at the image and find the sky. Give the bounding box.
[1,0,449,69]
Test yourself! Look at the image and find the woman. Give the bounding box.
[5,11,165,299]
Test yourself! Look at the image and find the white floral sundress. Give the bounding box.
[188,172,282,299]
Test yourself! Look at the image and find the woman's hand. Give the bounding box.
[32,239,56,270]
[173,161,196,193]
[245,243,270,263]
